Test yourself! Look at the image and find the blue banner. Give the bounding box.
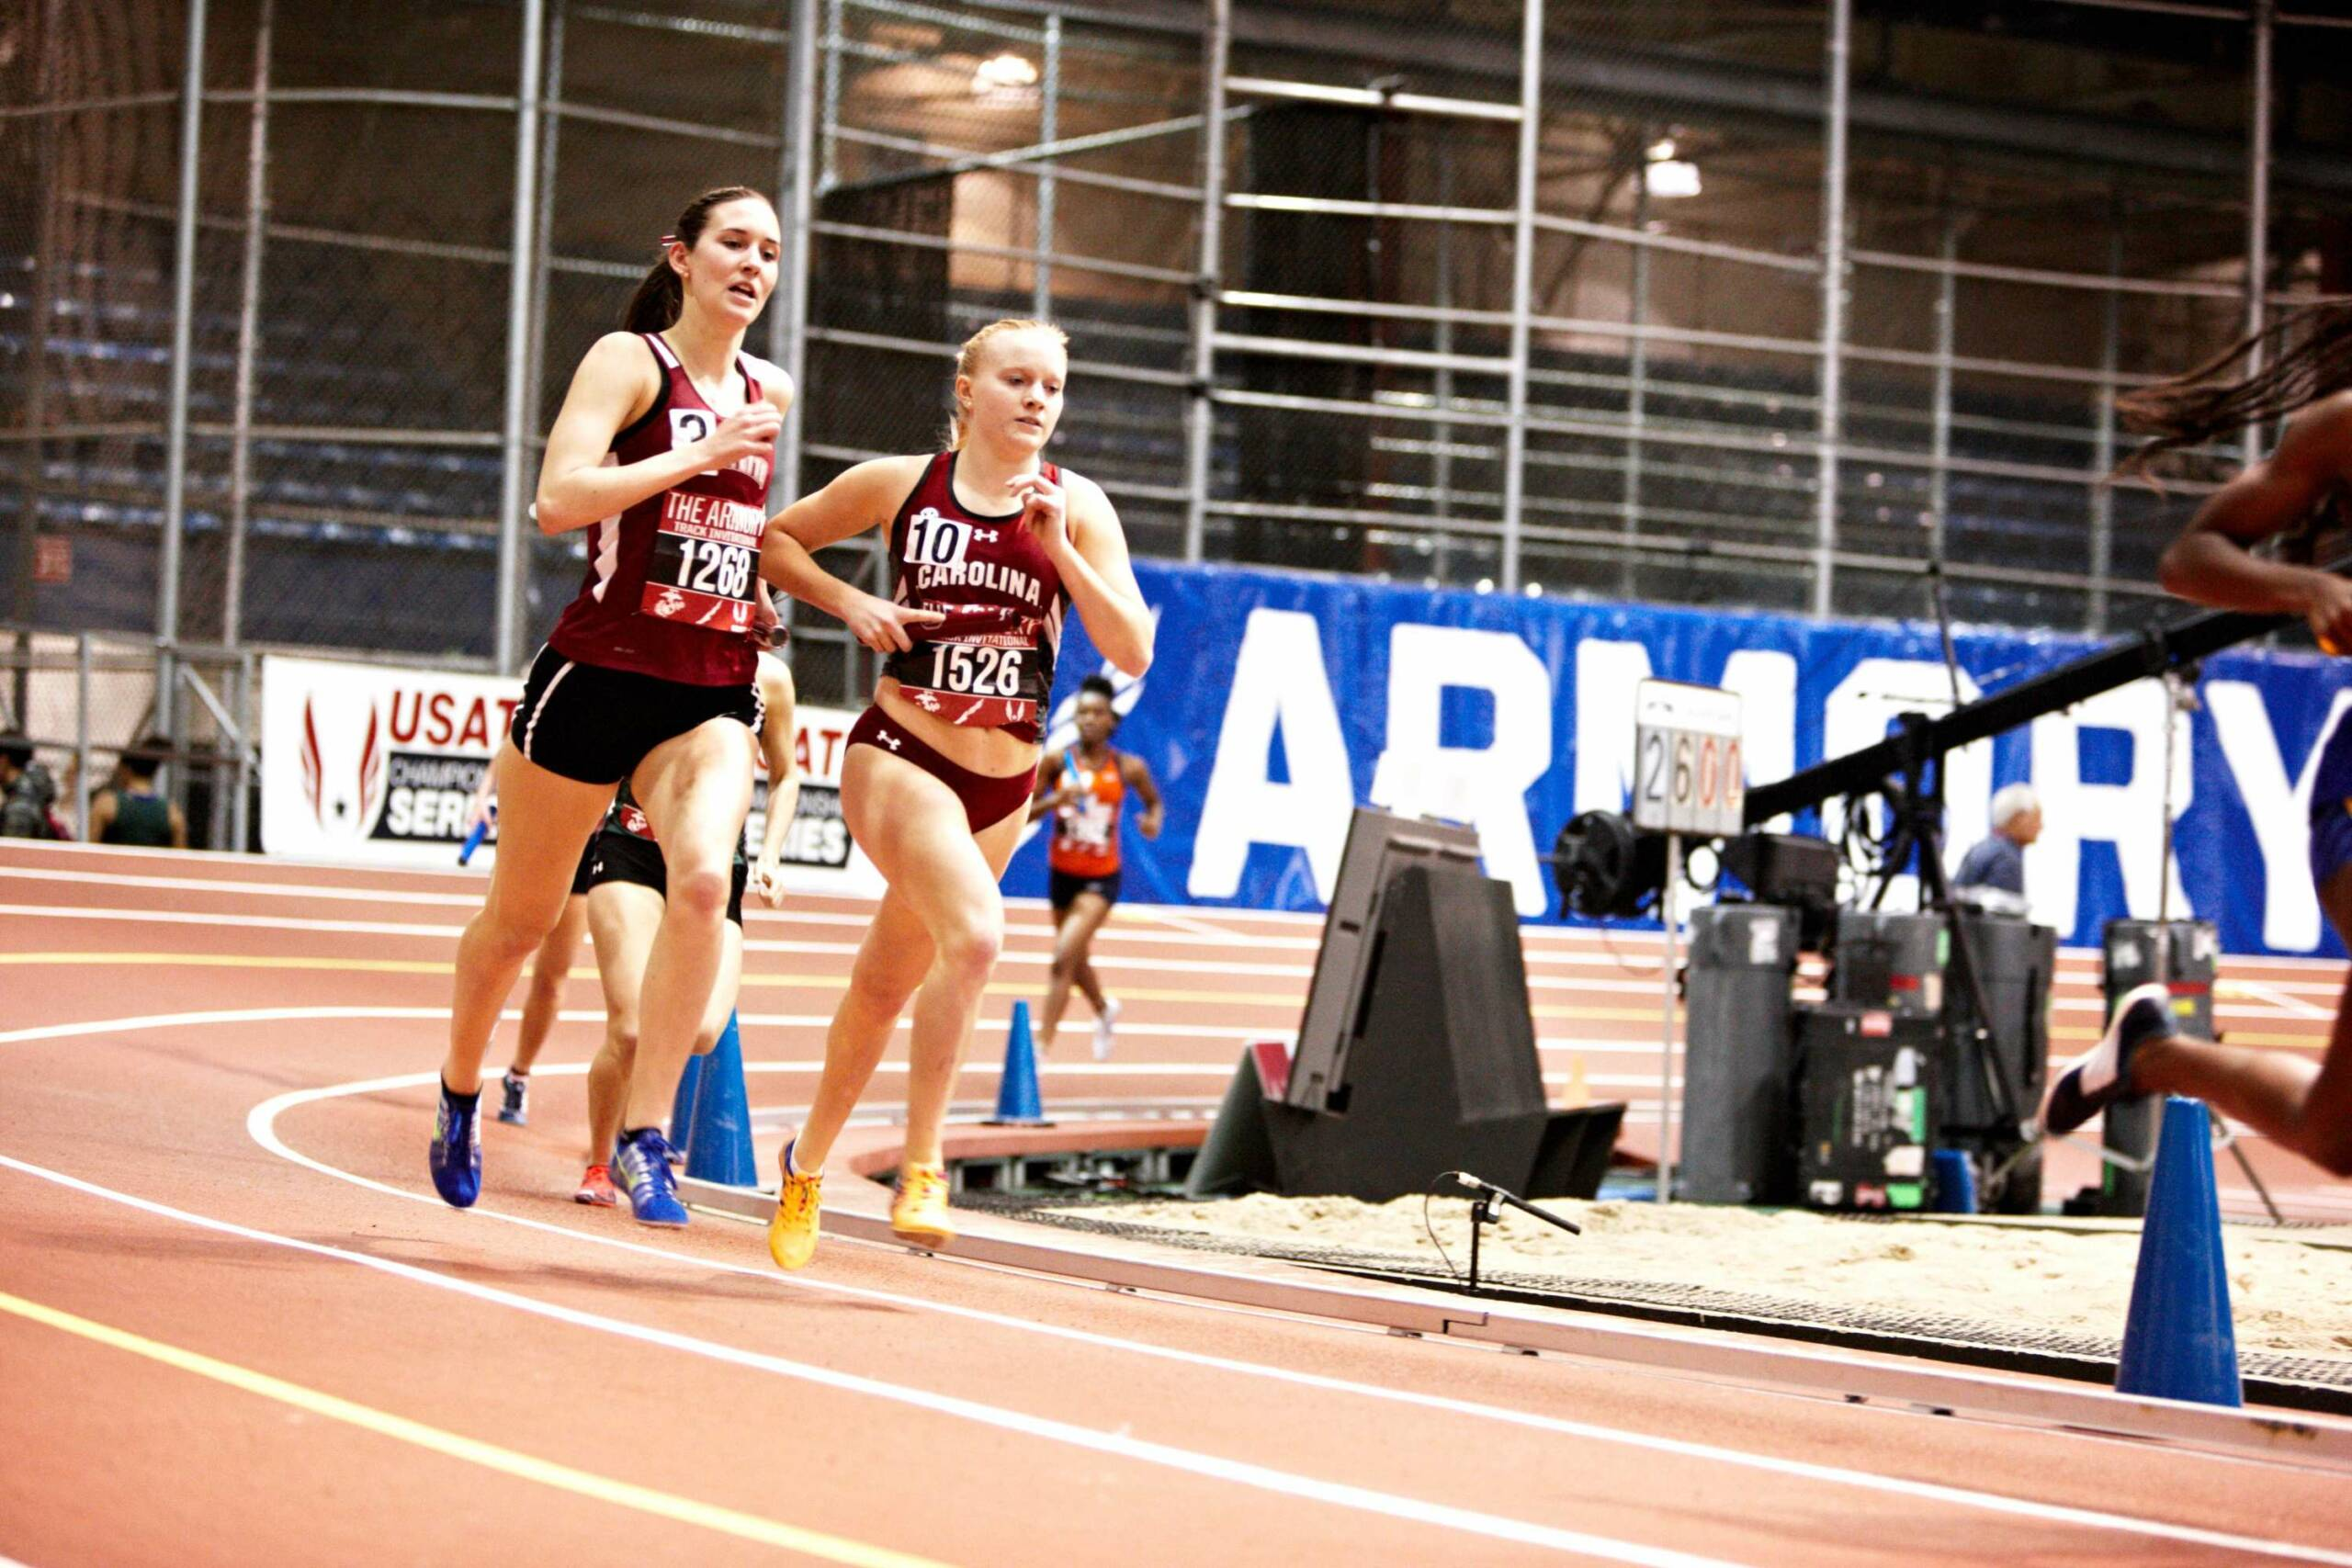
[1007,560,2352,958]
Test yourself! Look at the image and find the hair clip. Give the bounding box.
[659,234,678,247]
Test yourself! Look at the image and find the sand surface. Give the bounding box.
[1064,1194,2352,1359]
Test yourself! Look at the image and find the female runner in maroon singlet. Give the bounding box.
[433,186,792,1224]
[757,319,1154,1265]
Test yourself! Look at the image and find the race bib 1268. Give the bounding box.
[641,491,762,631]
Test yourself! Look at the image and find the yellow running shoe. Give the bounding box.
[767,1142,823,1271]
[890,1160,955,1246]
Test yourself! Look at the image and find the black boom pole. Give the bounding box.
[1743,602,2293,827]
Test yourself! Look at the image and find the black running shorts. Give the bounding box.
[511,644,762,786]
[584,829,748,927]
[1049,867,1122,910]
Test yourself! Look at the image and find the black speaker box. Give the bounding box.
[1261,862,1550,1202]
[1527,1103,1628,1200]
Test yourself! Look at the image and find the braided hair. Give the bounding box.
[2117,301,2352,479]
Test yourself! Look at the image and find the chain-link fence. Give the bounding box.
[7,0,2352,748]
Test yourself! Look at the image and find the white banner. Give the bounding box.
[260,653,881,895]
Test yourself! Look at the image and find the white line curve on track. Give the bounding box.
[0,1154,1742,1568]
[234,1064,2352,1563]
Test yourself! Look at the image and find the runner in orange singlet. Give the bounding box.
[1032,675,1160,1058]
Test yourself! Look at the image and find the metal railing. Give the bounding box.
[6,0,2338,718]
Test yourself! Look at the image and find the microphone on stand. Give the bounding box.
[1435,1170,1580,1293]
[1444,1170,1582,1236]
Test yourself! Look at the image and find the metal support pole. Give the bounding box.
[16,0,63,680]
[1806,0,1844,620]
[2245,0,2274,467]
[1033,13,1060,319]
[523,0,565,456]
[2158,671,2187,944]
[1498,0,1543,594]
[232,651,253,851]
[1622,141,1652,601]
[777,0,821,512]
[159,0,209,716]
[1812,0,1851,619]
[1431,141,1455,581]
[74,632,90,842]
[1182,0,1232,564]
[223,0,273,651]
[2089,207,2123,635]
[1927,216,1957,572]
[820,0,843,193]
[209,705,232,850]
[495,0,547,676]
[1656,829,1681,1203]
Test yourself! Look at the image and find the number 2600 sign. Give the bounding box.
[1631,680,1744,838]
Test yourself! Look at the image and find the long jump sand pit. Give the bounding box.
[1046,1193,2352,1361]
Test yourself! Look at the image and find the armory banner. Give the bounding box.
[1005,560,2352,958]
[259,654,880,896]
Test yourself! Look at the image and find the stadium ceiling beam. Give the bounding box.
[960,0,2352,197]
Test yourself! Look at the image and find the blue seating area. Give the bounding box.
[6,254,2154,645]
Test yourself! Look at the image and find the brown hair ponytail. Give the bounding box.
[621,185,769,333]
[2117,300,2352,479]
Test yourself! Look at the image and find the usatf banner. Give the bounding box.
[259,654,879,896]
[1008,561,2352,959]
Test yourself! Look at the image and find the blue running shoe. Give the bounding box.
[616,1128,689,1227]
[496,1069,529,1126]
[429,1079,482,1208]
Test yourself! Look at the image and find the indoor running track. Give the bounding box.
[2,840,2349,1566]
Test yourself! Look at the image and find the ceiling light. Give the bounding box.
[972,53,1038,96]
[1644,159,1702,198]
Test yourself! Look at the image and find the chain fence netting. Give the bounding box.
[8,1,2352,827]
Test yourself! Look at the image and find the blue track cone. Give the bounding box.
[683,1010,759,1187]
[2114,1096,2242,1407]
[669,1053,707,1150]
[985,999,1052,1126]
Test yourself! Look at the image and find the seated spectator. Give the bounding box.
[89,737,187,848]
[0,734,62,840]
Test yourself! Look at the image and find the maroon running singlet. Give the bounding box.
[879,451,1069,743]
[548,333,773,688]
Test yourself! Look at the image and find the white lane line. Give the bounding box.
[14,845,2352,977]
[0,1006,458,1047]
[0,1155,1740,1568]
[45,896,2287,1006]
[0,1006,1697,1099]
[0,903,471,940]
[2227,978,2339,1021]
[0,867,1322,952]
[0,903,1319,982]
[238,1068,2352,1562]
[1136,908,1254,939]
[0,999,1867,1068]
[0,1005,1252,1068]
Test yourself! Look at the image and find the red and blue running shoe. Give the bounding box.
[615,1127,688,1227]
[429,1079,482,1208]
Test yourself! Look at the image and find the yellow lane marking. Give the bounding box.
[0,1288,952,1567]
[0,952,1300,1006]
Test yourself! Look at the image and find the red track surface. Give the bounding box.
[3,840,2349,1565]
